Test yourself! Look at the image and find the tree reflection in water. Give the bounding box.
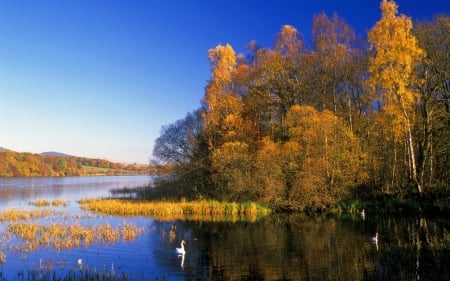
[153,214,450,280]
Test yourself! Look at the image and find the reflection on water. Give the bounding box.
[1,176,450,280]
[149,215,450,280]
[0,176,152,210]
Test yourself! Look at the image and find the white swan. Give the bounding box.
[176,240,186,255]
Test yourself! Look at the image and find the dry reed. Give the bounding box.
[7,222,144,252]
[78,198,271,221]
[0,208,62,221]
[29,199,70,207]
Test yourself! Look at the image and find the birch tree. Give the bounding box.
[368,0,424,193]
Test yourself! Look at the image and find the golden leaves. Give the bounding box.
[208,44,237,83]
[275,25,303,56]
[368,0,424,146]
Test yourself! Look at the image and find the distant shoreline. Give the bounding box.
[0,149,151,177]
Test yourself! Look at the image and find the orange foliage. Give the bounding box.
[0,150,149,177]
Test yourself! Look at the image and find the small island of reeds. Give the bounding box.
[78,198,271,221]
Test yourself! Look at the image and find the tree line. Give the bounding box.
[152,0,449,212]
[0,149,149,177]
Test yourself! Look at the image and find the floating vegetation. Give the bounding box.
[79,198,271,221]
[52,199,70,207]
[0,208,64,222]
[29,199,70,207]
[29,199,51,207]
[6,222,144,252]
[0,202,145,269]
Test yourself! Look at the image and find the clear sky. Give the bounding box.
[0,1,448,164]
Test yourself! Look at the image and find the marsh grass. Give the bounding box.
[0,267,163,281]
[0,208,64,221]
[78,198,271,221]
[0,203,144,257]
[6,222,144,252]
[30,199,70,207]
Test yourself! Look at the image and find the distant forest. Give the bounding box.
[0,149,149,177]
[152,1,450,211]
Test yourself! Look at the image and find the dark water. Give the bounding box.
[160,215,450,281]
[1,177,450,280]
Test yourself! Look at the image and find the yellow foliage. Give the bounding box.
[211,142,251,184]
[368,0,424,110]
[208,44,237,83]
[275,25,303,55]
[284,105,367,187]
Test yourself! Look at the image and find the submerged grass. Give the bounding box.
[0,204,145,259]
[7,222,144,252]
[79,198,271,221]
[0,208,64,221]
[29,199,70,207]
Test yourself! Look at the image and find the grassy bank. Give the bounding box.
[331,194,450,218]
[79,198,271,221]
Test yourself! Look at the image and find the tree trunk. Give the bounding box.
[402,103,423,194]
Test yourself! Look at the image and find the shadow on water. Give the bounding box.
[151,214,450,281]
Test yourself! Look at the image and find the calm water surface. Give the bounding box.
[1,176,450,280]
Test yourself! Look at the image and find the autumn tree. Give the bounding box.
[253,137,287,207]
[309,13,360,118]
[203,44,242,145]
[153,110,204,165]
[152,109,209,196]
[252,25,306,140]
[151,3,449,210]
[368,0,424,193]
[283,105,367,211]
[202,44,257,198]
[414,15,450,186]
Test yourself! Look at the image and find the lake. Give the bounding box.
[1,176,450,280]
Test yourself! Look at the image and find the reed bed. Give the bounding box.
[29,199,70,207]
[2,268,158,281]
[78,198,271,221]
[6,222,144,252]
[0,208,64,221]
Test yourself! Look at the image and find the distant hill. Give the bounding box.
[41,151,72,157]
[0,147,11,153]
[0,148,150,177]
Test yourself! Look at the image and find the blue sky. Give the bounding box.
[0,1,448,164]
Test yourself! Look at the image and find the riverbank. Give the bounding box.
[331,187,450,218]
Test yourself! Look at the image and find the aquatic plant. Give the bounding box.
[29,199,51,207]
[6,222,144,253]
[78,198,271,221]
[0,208,60,221]
[29,199,70,207]
[52,199,70,207]
[19,267,158,281]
